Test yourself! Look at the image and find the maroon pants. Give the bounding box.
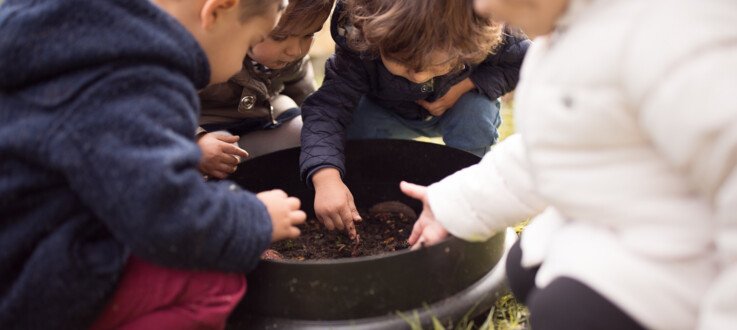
[90,256,246,330]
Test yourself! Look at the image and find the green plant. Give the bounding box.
[397,295,528,330]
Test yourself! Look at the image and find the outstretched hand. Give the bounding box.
[400,181,449,249]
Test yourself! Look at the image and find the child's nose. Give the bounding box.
[284,40,302,58]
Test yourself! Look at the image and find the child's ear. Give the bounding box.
[200,0,240,30]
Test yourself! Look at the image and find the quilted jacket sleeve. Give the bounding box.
[469,31,530,100]
[299,44,371,184]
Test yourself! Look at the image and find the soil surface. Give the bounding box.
[265,201,418,260]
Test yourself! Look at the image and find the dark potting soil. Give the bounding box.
[266,201,418,260]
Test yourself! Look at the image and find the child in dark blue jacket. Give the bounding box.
[0,0,303,329]
[299,0,529,238]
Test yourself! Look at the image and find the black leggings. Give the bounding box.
[505,240,647,330]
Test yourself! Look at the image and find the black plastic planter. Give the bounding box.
[227,140,510,329]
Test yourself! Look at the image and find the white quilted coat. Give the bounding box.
[427,0,737,329]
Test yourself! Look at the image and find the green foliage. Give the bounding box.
[397,295,528,330]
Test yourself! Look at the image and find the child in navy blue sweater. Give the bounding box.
[300,0,529,239]
[0,0,304,329]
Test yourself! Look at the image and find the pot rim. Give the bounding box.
[263,234,461,265]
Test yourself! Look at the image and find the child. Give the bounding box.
[196,0,335,179]
[0,0,305,329]
[299,0,529,238]
[402,0,737,329]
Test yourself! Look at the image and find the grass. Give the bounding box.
[397,293,529,330]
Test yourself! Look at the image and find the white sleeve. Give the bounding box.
[622,2,737,327]
[427,135,547,241]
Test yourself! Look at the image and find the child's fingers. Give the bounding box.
[215,134,240,143]
[348,199,362,222]
[212,162,237,174]
[286,196,301,211]
[410,238,426,251]
[415,99,431,110]
[208,170,229,179]
[340,214,357,239]
[408,219,424,245]
[222,144,249,159]
[287,226,301,239]
[400,181,427,201]
[216,153,239,166]
[330,212,346,231]
[317,214,335,231]
[266,189,288,198]
[291,210,306,225]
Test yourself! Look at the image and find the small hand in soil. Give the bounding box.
[269,201,417,260]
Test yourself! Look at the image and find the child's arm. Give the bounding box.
[620,6,737,328]
[279,56,317,106]
[299,45,372,238]
[469,31,530,100]
[405,135,548,245]
[51,67,294,273]
[300,46,371,182]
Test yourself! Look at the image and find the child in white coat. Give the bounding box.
[401,0,737,329]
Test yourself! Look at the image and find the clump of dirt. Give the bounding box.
[266,201,417,260]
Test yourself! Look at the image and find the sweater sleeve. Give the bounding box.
[621,3,737,327]
[469,32,530,100]
[50,67,273,273]
[299,45,371,183]
[427,135,547,241]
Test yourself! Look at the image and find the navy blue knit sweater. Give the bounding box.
[0,0,272,328]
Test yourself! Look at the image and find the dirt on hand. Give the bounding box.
[267,201,417,260]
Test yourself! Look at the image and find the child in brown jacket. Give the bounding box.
[196,0,336,179]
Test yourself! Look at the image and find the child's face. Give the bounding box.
[249,22,324,69]
[195,0,281,83]
[380,51,455,84]
[475,0,570,37]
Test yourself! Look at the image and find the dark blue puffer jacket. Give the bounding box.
[299,0,530,182]
[0,0,272,329]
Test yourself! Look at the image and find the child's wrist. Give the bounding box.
[312,167,341,188]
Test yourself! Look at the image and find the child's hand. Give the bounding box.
[416,78,476,117]
[312,168,362,239]
[197,132,249,179]
[256,189,307,242]
[400,181,449,249]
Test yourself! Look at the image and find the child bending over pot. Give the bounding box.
[300,0,529,239]
[196,0,336,179]
[402,0,737,329]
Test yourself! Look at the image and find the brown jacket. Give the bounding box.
[197,56,315,134]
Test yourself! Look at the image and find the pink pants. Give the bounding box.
[90,256,246,330]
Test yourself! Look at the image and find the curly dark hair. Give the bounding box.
[343,0,503,71]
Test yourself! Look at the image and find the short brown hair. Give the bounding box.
[239,0,286,21]
[271,0,335,36]
[344,0,503,71]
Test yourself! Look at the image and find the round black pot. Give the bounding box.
[227,140,509,329]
